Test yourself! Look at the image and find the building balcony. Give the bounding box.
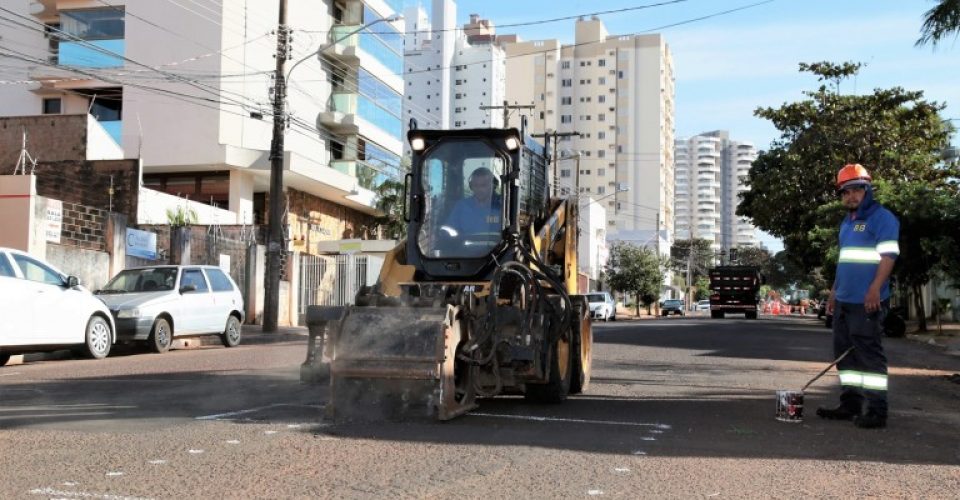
[59,39,124,68]
[330,159,388,190]
[325,25,361,63]
[99,120,122,145]
[317,92,360,133]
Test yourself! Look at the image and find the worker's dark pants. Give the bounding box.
[833,300,889,418]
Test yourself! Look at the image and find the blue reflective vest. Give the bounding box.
[835,194,900,304]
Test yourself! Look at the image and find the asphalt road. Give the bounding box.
[2,315,959,499]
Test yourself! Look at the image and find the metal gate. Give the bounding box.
[298,254,369,325]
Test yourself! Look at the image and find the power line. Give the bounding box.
[299,0,693,35]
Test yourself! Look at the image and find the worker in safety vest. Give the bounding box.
[817,164,899,429]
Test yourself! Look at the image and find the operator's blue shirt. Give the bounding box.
[446,196,502,236]
[835,189,900,304]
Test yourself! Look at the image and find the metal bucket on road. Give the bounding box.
[775,390,804,422]
[774,346,855,424]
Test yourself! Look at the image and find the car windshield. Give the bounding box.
[101,268,178,293]
[587,294,606,303]
[664,300,682,306]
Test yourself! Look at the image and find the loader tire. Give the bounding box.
[525,337,573,404]
[570,300,592,394]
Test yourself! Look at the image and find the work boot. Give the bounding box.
[816,405,858,421]
[853,412,887,429]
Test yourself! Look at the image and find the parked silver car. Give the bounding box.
[96,265,244,353]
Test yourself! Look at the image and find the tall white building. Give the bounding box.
[501,17,675,251]
[402,1,506,144]
[0,0,404,244]
[674,130,757,252]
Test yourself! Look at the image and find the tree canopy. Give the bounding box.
[738,61,959,329]
[917,0,960,48]
[605,243,666,315]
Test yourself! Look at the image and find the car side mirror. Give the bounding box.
[179,284,197,294]
[66,276,80,288]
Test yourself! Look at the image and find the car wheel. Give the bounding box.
[0,353,10,367]
[220,315,242,347]
[149,318,172,354]
[84,315,112,359]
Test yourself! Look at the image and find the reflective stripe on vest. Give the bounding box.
[838,247,881,264]
[876,240,900,255]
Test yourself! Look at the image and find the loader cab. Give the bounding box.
[407,129,523,279]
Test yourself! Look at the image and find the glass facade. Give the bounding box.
[58,9,125,68]
[357,69,401,138]
[59,39,124,68]
[359,5,402,74]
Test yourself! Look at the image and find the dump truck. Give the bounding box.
[301,126,592,421]
[708,266,761,319]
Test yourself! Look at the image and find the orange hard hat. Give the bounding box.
[836,163,872,189]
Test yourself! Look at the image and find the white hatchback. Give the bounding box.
[0,247,116,366]
[96,265,245,353]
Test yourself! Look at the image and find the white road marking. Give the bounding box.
[614,467,630,473]
[194,403,324,421]
[264,430,278,435]
[641,437,656,441]
[226,440,240,444]
[105,472,123,477]
[286,424,301,429]
[0,371,22,377]
[469,412,671,429]
[631,450,647,456]
[188,449,204,454]
[62,482,77,487]
[650,429,664,434]
[30,487,152,500]
[147,460,166,465]
[588,489,604,496]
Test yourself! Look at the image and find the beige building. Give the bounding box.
[501,17,675,247]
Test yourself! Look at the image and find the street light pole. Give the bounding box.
[262,12,402,332]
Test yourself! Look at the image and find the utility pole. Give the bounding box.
[263,0,290,332]
[479,100,535,128]
[532,130,580,191]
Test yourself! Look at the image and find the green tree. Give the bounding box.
[694,276,712,301]
[605,243,665,316]
[917,0,960,48]
[670,238,715,281]
[738,61,958,330]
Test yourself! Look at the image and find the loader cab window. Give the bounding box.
[418,139,506,259]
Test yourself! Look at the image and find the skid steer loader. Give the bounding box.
[301,126,592,421]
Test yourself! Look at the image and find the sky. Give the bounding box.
[402,0,960,252]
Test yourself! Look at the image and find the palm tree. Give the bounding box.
[917,0,960,48]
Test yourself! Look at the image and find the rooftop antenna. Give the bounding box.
[13,127,38,175]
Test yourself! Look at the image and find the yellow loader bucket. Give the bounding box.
[318,305,476,421]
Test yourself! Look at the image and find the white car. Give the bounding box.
[696,300,711,311]
[96,265,245,353]
[0,247,115,366]
[586,292,616,321]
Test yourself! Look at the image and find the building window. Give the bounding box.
[598,95,606,103]
[561,115,572,124]
[539,111,545,119]
[561,79,572,87]
[42,98,61,115]
[598,59,606,67]
[561,96,572,105]
[61,8,125,39]
[455,79,462,85]
[598,77,606,85]
[618,71,625,79]
[598,113,605,122]
[561,61,570,69]
[560,169,571,178]
[598,168,605,176]
[597,150,605,158]
[598,131,605,139]
[598,186,605,194]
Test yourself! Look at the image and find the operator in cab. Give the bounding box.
[445,167,502,238]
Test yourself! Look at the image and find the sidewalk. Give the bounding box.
[905,320,960,356]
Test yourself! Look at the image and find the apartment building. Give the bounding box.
[501,17,676,250]
[674,130,757,252]
[0,0,404,250]
[402,0,506,144]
